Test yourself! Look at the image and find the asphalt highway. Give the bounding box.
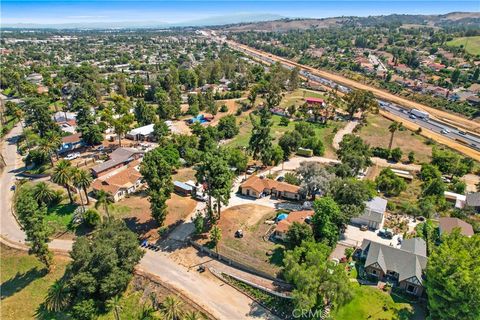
[228,41,480,153]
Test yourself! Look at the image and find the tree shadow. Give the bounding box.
[1,267,47,300]
[124,216,158,238]
[269,246,285,267]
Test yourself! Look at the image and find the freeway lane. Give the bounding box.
[219,37,480,157]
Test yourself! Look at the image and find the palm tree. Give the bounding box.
[107,295,123,320]
[388,121,403,150]
[183,311,203,320]
[45,130,62,161]
[38,138,57,166]
[95,189,114,218]
[44,279,70,312]
[32,182,56,206]
[73,168,92,205]
[137,303,156,320]
[162,295,184,320]
[209,225,222,254]
[52,160,74,204]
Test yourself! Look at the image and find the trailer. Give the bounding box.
[410,109,429,120]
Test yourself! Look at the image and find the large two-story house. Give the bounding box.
[359,238,427,296]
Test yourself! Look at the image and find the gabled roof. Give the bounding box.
[361,238,427,284]
[92,166,142,195]
[365,197,388,213]
[275,210,313,233]
[92,147,143,175]
[241,175,300,194]
[401,238,427,257]
[439,217,474,237]
[61,132,82,144]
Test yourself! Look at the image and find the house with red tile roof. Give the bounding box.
[240,175,301,200]
[91,165,143,202]
[274,210,313,240]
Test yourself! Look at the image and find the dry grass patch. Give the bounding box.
[358,115,433,163]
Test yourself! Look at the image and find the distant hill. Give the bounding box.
[221,12,480,32]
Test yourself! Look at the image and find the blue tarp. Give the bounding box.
[277,213,288,222]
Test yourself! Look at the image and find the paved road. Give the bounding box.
[0,124,275,320]
[217,37,480,159]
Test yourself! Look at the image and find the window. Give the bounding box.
[371,269,377,275]
[406,285,417,294]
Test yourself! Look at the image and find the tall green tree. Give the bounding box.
[52,160,75,204]
[312,197,343,246]
[388,121,403,150]
[64,220,144,314]
[283,241,352,312]
[209,225,222,254]
[336,134,372,177]
[426,231,480,320]
[343,89,378,119]
[248,107,273,161]
[196,151,234,220]
[15,185,53,271]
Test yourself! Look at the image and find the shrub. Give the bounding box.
[376,168,407,197]
[83,209,101,227]
[371,147,390,159]
[390,147,403,162]
[284,172,300,185]
[220,104,228,112]
[279,117,290,126]
[408,151,415,163]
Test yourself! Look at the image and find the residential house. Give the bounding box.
[274,210,313,240]
[466,95,480,106]
[438,217,474,237]
[466,192,480,213]
[360,238,427,296]
[91,147,144,177]
[92,165,143,202]
[240,175,301,200]
[59,133,83,154]
[444,191,466,209]
[126,123,155,141]
[350,197,387,230]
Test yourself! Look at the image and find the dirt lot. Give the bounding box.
[199,204,284,276]
[358,114,433,163]
[115,193,197,240]
[173,167,197,182]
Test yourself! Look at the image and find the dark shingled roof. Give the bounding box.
[361,238,427,284]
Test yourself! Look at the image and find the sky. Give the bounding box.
[1,1,479,26]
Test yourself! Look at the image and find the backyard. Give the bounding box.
[358,115,433,163]
[331,283,426,320]
[112,192,197,240]
[199,204,284,275]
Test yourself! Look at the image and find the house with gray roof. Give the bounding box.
[360,238,427,296]
[350,196,387,230]
[466,192,480,213]
[91,147,143,177]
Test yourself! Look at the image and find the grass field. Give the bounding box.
[227,113,343,158]
[0,245,69,320]
[331,283,425,320]
[358,115,433,163]
[447,36,480,56]
[278,88,327,109]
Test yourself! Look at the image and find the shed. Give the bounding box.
[174,181,194,196]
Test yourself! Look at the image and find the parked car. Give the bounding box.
[235,230,244,238]
[360,225,368,231]
[64,152,80,160]
[378,228,393,239]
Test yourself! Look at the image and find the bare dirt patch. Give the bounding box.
[117,193,197,240]
[199,204,283,275]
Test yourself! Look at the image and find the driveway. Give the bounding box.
[339,225,402,248]
[0,123,276,320]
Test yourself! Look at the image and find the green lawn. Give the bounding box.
[1,245,162,320]
[0,245,70,320]
[447,36,480,56]
[45,202,78,235]
[279,88,327,109]
[227,113,343,158]
[332,283,425,320]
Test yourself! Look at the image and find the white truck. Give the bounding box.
[410,109,429,120]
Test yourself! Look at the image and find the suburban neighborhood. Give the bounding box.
[1,3,480,320]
